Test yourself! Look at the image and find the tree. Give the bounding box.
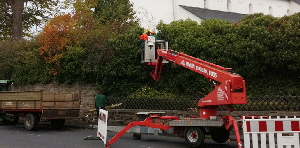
[37,0,139,82]
[94,0,135,29]
[0,0,58,40]
[38,14,75,75]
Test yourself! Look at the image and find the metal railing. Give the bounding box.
[109,96,300,111]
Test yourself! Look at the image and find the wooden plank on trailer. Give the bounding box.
[54,93,65,101]
[58,110,66,116]
[0,91,41,101]
[42,102,55,107]
[72,101,80,108]
[42,109,80,118]
[64,94,73,101]
[1,101,17,108]
[42,110,57,117]
[42,93,55,101]
[73,93,81,101]
[66,109,80,117]
[17,101,41,109]
[55,101,74,108]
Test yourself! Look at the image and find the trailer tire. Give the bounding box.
[210,127,230,143]
[184,127,205,148]
[24,113,39,131]
[133,133,141,140]
[51,119,65,130]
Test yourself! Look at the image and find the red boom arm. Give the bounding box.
[150,49,247,118]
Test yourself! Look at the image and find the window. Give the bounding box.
[287,9,291,16]
[269,6,273,15]
[249,3,253,14]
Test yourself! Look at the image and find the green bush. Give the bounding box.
[2,12,300,98]
[0,39,52,84]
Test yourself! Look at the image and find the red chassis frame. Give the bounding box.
[105,114,242,148]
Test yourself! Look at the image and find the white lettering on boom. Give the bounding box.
[181,60,218,78]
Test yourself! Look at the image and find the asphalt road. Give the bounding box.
[0,122,239,148]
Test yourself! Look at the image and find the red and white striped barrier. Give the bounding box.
[243,116,300,148]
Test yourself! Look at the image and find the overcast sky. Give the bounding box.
[30,0,160,36]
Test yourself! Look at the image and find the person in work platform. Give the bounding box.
[140,29,151,48]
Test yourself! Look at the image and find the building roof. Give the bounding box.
[293,0,300,4]
[179,5,247,23]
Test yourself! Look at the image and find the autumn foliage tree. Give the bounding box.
[37,0,139,84]
[38,14,75,75]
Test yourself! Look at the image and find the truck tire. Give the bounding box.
[51,119,65,130]
[210,126,230,143]
[184,127,205,148]
[24,113,39,131]
[133,133,141,140]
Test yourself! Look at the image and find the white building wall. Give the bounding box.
[205,0,228,11]
[289,1,300,15]
[230,1,248,14]
[173,0,202,23]
[205,0,294,17]
[270,1,290,16]
[130,0,300,29]
[131,0,173,30]
[131,0,203,30]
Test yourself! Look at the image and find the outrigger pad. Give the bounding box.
[83,135,101,140]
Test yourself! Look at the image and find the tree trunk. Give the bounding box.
[7,0,25,41]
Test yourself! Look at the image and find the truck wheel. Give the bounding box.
[133,133,141,140]
[210,127,230,143]
[184,127,205,148]
[24,113,39,131]
[51,119,65,130]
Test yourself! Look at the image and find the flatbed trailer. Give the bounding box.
[0,91,81,130]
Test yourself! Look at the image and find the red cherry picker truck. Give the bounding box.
[104,37,247,148]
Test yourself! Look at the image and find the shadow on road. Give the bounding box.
[0,121,85,132]
[109,132,238,148]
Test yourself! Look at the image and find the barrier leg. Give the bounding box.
[223,116,243,148]
[231,118,243,148]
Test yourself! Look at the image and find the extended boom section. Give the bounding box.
[151,49,247,118]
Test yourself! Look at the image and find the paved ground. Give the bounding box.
[0,121,239,148]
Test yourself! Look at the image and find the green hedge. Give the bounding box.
[1,13,300,97]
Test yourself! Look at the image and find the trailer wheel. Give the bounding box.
[210,127,230,143]
[51,119,65,130]
[24,113,39,131]
[133,133,141,140]
[184,127,205,148]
